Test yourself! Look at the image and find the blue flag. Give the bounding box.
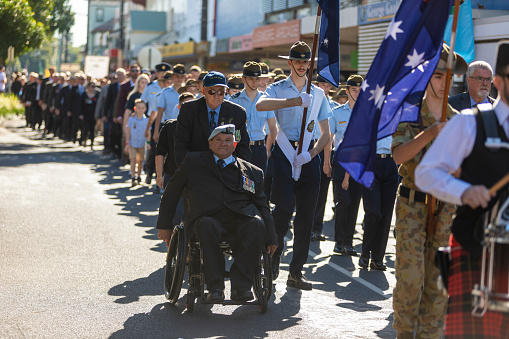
[316,0,340,87]
[335,0,453,188]
[444,0,475,63]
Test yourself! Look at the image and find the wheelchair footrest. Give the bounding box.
[201,299,262,306]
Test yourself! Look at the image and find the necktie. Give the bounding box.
[217,159,225,169]
[209,110,217,133]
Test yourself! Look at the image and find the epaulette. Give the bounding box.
[230,92,241,99]
[271,79,286,86]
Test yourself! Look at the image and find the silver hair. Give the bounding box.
[466,61,493,77]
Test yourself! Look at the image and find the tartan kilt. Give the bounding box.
[445,235,509,338]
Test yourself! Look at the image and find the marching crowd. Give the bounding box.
[8,38,509,338]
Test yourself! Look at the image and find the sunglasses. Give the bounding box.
[207,89,225,96]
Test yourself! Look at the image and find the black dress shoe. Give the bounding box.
[333,244,344,254]
[287,274,312,290]
[231,289,254,301]
[271,255,280,280]
[370,261,387,271]
[312,232,326,241]
[344,245,358,256]
[358,257,369,269]
[206,290,224,303]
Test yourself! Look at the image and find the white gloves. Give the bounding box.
[293,151,312,167]
[299,92,313,108]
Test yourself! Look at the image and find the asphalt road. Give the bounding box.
[0,117,397,339]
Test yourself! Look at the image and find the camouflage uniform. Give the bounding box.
[392,99,457,339]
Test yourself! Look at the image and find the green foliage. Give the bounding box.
[0,94,24,118]
[0,0,75,63]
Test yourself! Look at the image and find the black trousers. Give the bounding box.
[144,123,157,176]
[312,150,332,234]
[31,104,42,129]
[249,144,268,174]
[195,210,267,292]
[271,143,320,277]
[360,157,398,261]
[81,119,96,145]
[332,164,361,246]
[110,122,123,157]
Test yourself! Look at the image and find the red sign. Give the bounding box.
[253,20,300,48]
[109,49,119,58]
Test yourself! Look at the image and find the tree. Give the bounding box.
[0,0,75,64]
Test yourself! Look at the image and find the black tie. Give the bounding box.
[217,159,225,169]
[209,110,217,133]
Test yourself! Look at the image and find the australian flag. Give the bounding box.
[316,0,340,87]
[335,0,453,188]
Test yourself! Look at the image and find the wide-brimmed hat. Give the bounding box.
[259,63,275,78]
[242,62,262,77]
[346,75,364,87]
[436,43,468,75]
[227,75,244,90]
[278,41,311,61]
[178,79,198,94]
[272,68,285,76]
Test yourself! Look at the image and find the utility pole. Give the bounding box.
[119,0,125,69]
[86,0,91,55]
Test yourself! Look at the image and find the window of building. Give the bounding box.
[96,8,104,22]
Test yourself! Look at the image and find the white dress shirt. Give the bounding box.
[415,98,509,205]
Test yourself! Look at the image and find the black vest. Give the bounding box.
[452,110,509,257]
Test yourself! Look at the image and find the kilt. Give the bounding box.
[445,235,509,338]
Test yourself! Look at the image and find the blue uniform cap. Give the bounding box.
[203,71,228,88]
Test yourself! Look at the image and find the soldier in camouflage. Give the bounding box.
[391,44,467,339]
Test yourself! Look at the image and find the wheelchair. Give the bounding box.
[164,223,273,313]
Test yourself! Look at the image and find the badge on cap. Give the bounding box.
[307,120,315,133]
[242,175,255,193]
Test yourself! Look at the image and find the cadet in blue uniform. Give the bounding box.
[311,75,339,241]
[229,62,277,173]
[330,75,364,256]
[140,62,171,186]
[257,41,332,290]
[154,64,186,142]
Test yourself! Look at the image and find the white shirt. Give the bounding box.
[415,98,509,205]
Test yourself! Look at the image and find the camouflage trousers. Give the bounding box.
[392,196,455,339]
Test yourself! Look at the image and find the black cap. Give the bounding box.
[495,40,509,75]
[173,64,186,75]
[163,71,173,80]
[155,63,171,72]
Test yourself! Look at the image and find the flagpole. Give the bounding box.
[297,5,322,155]
[427,0,462,243]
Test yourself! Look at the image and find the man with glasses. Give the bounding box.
[449,60,495,111]
[175,71,251,166]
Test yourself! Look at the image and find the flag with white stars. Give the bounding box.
[316,0,340,87]
[335,0,453,188]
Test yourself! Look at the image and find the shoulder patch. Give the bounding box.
[230,92,241,99]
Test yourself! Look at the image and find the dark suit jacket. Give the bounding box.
[115,80,133,118]
[448,92,495,112]
[104,82,120,120]
[157,150,277,245]
[56,85,74,114]
[174,97,251,166]
[156,119,178,176]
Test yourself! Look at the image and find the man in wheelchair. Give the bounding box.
[157,124,278,303]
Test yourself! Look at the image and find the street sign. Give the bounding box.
[137,46,162,70]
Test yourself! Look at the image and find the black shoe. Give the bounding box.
[136,176,141,184]
[206,290,224,303]
[131,178,136,187]
[358,257,369,269]
[370,261,387,271]
[154,185,160,194]
[145,174,152,185]
[287,274,312,290]
[312,232,325,241]
[271,255,280,280]
[333,244,344,254]
[344,245,358,256]
[231,289,254,301]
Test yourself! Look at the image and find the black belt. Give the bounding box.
[376,153,392,159]
[399,185,427,204]
[249,140,265,146]
[288,140,315,149]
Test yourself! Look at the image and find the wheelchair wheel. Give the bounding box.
[259,292,268,314]
[164,224,187,304]
[261,252,273,301]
